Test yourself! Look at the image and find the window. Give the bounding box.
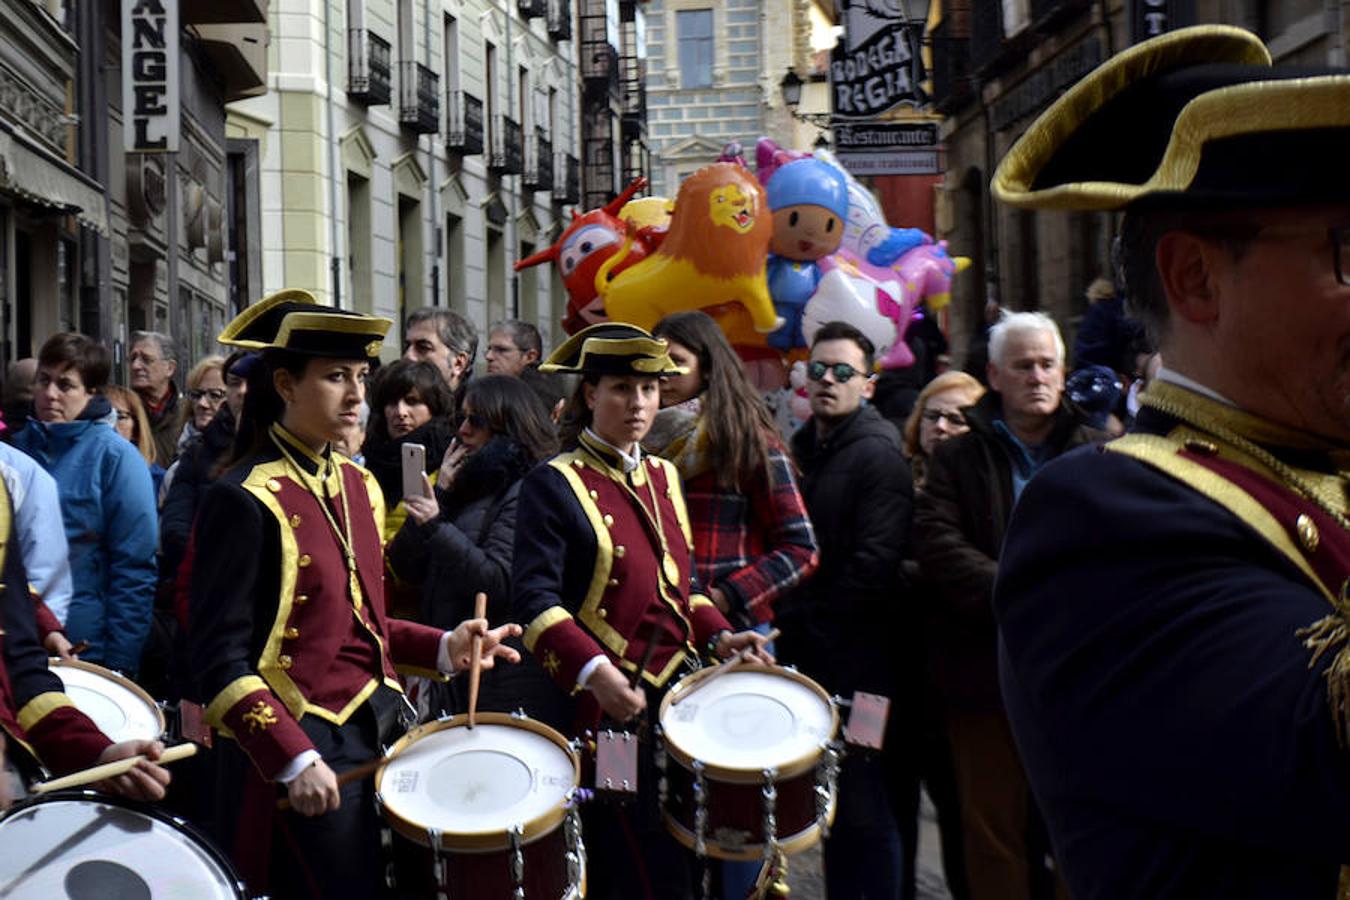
[676,9,713,89]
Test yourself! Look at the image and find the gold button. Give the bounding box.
[295,593,309,605]
[278,654,293,670]
[1296,514,1320,554]
[614,545,626,558]
[298,554,312,568]
[284,627,300,640]
[573,458,585,468]
[1183,439,1218,457]
[603,514,614,527]
[598,608,608,618]
[289,514,302,528]
[608,577,620,587]
[266,478,282,493]
[589,490,599,500]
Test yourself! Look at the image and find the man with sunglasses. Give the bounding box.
[989,26,1350,900]
[777,320,913,900]
[914,310,1104,900]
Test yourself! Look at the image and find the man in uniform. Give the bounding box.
[990,25,1350,900]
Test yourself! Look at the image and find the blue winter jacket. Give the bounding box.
[13,396,158,673]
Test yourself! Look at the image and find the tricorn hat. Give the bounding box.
[540,323,687,377]
[992,25,1350,212]
[219,289,391,361]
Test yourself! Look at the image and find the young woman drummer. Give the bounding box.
[186,290,520,899]
[512,322,773,900]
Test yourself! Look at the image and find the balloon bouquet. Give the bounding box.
[514,139,968,428]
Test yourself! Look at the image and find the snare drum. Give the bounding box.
[657,665,840,861]
[377,711,586,899]
[0,790,249,898]
[49,659,165,744]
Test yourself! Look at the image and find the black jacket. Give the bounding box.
[778,404,913,696]
[915,391,1105,710]
[386,436,564,725]
[361,417,455,510]
[160,405,237,580]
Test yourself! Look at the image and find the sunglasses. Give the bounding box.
[462,412,489,430]
[922,409,967,427]
[190,388,227,403]
[806,361,865,383]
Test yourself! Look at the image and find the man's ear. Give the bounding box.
[1156,230,1222,326]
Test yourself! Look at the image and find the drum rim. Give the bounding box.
[376,711,580,853]
[0,789,249,898]
[661,785,838,862]
[657,664,839,783]
[48,658,166,738]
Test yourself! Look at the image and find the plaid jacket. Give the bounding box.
[682,444,819,627]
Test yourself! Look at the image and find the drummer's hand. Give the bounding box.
[43,631,76,660]
[715,630,775,666]
[94,740,171,802]
[447,619,523,673]
[287,759,340,817]
[588,662,646,722]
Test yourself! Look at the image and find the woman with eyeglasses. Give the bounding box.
[176,355,227,454]
[387,374,564,724]
[903,371,986,490]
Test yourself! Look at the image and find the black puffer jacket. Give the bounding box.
[386,436,565,724]
[361,417,456,509]
[777,404,914,697]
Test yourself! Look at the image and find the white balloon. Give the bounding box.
[801,266,898,362]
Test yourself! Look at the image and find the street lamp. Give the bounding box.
[779,67,832,129]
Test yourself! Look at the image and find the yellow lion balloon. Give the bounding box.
[596,162,781,336]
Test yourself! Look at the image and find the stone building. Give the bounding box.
[230,0,583,358]
[931,0,1349,369]
[0,0,267,373]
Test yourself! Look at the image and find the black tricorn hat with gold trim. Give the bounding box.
[540,323,687,377]
[219,289,391,361]
[993,25,1350,212]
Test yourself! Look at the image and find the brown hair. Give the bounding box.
[186,355,226,391]
[103,384,157,465]
[37,333,111,391]
[902,371,985,459]
[652,311,776,491]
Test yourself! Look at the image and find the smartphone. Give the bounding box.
[401,443,427,500]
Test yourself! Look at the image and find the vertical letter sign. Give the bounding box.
[123,0,179,153]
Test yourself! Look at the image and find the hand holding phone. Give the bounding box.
[401,443,427,500]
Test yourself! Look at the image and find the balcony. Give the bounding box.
[524,132,554,193]
[620,56,645,140]
[399,62,440,134]
[445,91,484,156]
[348,29,392,106]
[554,152,581,204]
[547,0,572,41]
[489,116,524,175]
[195,23,268,101]
[518,0,547,18]
[182,0,266,24]
[582,42,620,99]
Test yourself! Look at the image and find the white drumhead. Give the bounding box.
[0,797,240,899]
[50,663,162,743]
[380,722,576,835]
[662,669,834,771]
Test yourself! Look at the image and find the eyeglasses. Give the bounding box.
[463,412,489,430]
[1191,222,1350,286]
[113,410,133,422]
[806,361,865,383]
[922,409,967,427]
[190,388,227,403]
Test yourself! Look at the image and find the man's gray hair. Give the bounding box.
[406,308,478,360]
[130,330,179,363]
[489,319,543,356]
[988,311,1065,368]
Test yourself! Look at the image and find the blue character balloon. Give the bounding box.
[764,158,850,352]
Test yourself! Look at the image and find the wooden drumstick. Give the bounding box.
[467,591,488,730]
[275,756,386,812]
[672,628,780,707]
[32,742,197,794]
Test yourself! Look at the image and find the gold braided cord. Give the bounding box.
[270,431,359,576]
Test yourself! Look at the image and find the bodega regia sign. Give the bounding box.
[123,0,179,153]
[830,0,928,119]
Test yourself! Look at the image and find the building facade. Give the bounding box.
[931,0,1348,368]
[642,0,803,196]
[230,0,583,359]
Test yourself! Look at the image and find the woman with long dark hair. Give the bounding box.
[360,358,454,534]
[648,311,818,630]
[387,374,562,723]
[514,322,773,900]
[186,291,519,899]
